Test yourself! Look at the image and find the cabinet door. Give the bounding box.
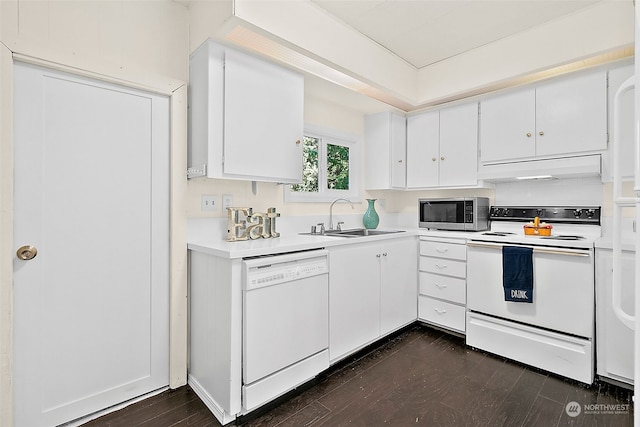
[223,48,303,183]
[480,89,536,162]
[439,103,479,186]
[390,113,407,188]
[329,243,381,361]
[365,111,406,190]
[535,70,607,157]
[406,111,439,188]
[380,239,418,335]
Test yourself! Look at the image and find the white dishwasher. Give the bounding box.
[242,249,329,413]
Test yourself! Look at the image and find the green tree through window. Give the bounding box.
[286,126,359,203]
[327,144,349,190]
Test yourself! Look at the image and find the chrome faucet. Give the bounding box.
[329,198,354,230]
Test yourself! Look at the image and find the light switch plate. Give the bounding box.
[201,194,219,212]
[222,194,233,209]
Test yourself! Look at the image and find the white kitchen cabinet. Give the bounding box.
[406,103,479,188]
[364,111,406,190]
[595,246,635,386]
[418,237,467,334]
[189,39,303,183]
[329,237,417,362]
[480,70,607,163]
[380,238,419,336]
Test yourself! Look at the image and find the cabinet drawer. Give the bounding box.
[419,256,466,278]
[420,241,466,260]
[418,296,465,333]
[419,272,465,304]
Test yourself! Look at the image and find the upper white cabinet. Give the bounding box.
[406,102,479,188]
[480,70,607,163]
[189,40,304,183]
[364,111,406,190]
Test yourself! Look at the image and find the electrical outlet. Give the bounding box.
[378,198,386,210]
[201,194,219,212]
[222,194,233,209]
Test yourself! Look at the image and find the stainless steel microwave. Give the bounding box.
[418,197,490,231]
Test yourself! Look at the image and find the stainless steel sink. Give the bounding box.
[301,228,405,238]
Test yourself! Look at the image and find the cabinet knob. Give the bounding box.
[431,157,437,162]
[526,132,532,138]
[398,159,403,163]
[295,140,301,145]
[538,131,544,136]
[440,156,445,161]
[376,254,381,258]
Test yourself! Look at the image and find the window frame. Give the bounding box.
[284,124,361,203]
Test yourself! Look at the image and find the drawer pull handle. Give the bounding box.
[435,248,448,253]
[434,308,447,315]
[435,264,447,270]
[435,283,448,289]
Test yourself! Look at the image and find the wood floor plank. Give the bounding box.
[83,325,634,427]
[488,368,547,426]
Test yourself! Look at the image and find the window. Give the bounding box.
[285,125,360,202]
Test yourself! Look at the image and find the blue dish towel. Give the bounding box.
[502,246,533,303]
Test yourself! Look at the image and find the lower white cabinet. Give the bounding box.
[329,237,417,362]
[418,237,467,334]
[595,246,635,385]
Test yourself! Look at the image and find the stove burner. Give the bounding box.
[482,232,516,236]
[540,235,585,240]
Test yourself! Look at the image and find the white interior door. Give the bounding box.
[13,62,169,427]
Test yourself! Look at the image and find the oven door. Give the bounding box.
[466,241,594,339]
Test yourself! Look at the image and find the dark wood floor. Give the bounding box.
[84,324,634,426]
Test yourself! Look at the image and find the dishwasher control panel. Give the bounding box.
[243,250,328,290]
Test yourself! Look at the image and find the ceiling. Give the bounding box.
[195,0,632,112]
[310,0,602,70]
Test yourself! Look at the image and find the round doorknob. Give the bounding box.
[16,245,37,261]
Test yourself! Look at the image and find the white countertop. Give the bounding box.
[188,228,423,259]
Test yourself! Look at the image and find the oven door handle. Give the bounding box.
[467,242,591,257]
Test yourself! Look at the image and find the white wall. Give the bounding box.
[0,2,190,426]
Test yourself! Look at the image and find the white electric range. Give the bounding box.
[466,206,601,384]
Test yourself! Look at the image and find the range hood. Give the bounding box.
[477,154,601,182]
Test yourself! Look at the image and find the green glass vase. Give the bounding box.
[362,199,380,229]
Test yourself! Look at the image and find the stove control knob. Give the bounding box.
[586,209,596,218]
[495,208,503,216]
[503,208,510,216]
[536,209,543,216]
[573,209,582,218]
